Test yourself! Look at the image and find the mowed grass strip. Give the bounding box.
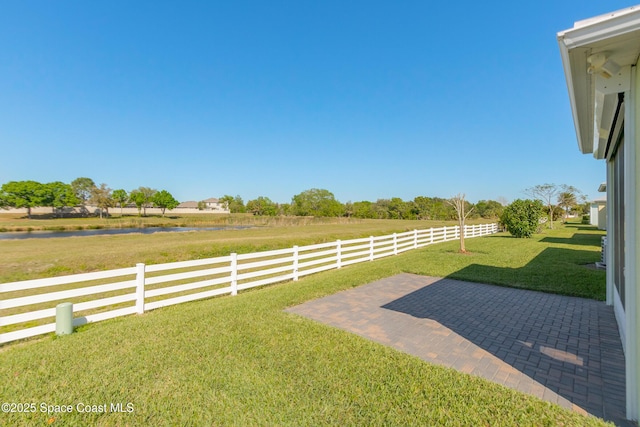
[0,223,610,426]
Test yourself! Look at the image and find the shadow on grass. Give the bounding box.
[540,234,603,247]
[564,224,599,231]
[444,246,605,300]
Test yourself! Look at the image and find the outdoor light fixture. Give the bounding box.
[587,52,621,78]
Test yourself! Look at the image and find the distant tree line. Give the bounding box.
[219,188,506,220]
[0,178,179,218]
[1,177,589,225]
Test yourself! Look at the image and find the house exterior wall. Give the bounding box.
[598,204,607,230]
[590,202,607,229]
[632,62,640,420]
[607,62,639,421]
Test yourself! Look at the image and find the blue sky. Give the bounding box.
[1,1,634,204]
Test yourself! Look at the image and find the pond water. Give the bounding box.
[0,226,251,240]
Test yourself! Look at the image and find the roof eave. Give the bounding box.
[557,6,640,159]
[557,36,594,155]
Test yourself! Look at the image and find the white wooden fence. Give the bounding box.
[0,223,498,344]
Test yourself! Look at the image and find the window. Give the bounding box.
[611,128,625,308]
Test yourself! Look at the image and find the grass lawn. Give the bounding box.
[0,222,610,426]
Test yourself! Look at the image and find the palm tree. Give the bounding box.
[557,190,578,222]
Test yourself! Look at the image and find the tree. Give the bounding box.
[413,196,433,220]
[526,184,586,228]
[557,185,586,222]
[153,190,179,217]
[413,196,455,220]
[71,177,96,206]
[500,199,544,238]
[388,197,416,220]
[246,196,277,216]
[129,189,146,216]
[130,187,156,216]
[233,195,246,213]
[447,193,474,253]
[475,200,504,219]
[343,201,354,218]
[372,199,391,219]
[352,201,376,219]
[46,181,78,217]
[220,194,246,213]
[0,180,48,218]
[112,189,129,216]
[525,184,562,229]
[276,203,291,216]
[90,183,113,218]
[291,188,343,217]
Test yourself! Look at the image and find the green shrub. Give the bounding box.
[500,199,544,238]
[582,214,590,224]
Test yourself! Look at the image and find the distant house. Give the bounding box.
[202,198,226,211]
[176,201,199,209]
[176,198,229,213]
[558,6,640,421]
[590,183,607,230]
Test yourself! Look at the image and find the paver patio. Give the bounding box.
[286,273,633,426]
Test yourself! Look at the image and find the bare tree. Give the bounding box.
[525,184,585,228]
[525,184,561,229]
[448,193,474,253]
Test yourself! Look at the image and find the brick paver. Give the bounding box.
[285,273,633,426]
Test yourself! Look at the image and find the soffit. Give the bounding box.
[558,6,640,158]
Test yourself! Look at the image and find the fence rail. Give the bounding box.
[0,223,498,344]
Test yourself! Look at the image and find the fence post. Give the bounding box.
[430,227,434,244]
[414,229,418,249]
[136,263,145,314]
[230,253,238,296]
[56,302,73,335]
[336,240,342,269]
[369,236,374,261]
[393,233,398,255]
[293,246,299,280]
[443,227,447,241]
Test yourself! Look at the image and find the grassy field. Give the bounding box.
[0,215,457,283]
[0,221,610,426]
